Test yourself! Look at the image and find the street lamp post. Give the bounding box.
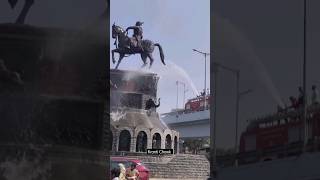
[193,49,210,110]
[213,62,252,166]
[235,71,240,165]
[235,88,253,166]
[302,0,308,152]
[214,62,239,163]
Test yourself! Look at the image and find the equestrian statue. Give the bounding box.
[111,21,165,69]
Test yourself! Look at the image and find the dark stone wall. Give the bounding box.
[0,95,104,149]
[0,24,107,149]
[0,24,109,180]
[110,69,159,109]
[0,24,107,99]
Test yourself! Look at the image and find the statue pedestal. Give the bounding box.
[109,69,179,153]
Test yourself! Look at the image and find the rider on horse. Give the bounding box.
[126,21,144,52]
[111,22,165,69]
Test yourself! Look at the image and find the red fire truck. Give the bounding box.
[239,105,320,154]
[184,95,211,112]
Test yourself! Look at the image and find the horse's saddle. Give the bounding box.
[128,37,143,51]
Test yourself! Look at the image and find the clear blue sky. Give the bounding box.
[110,0,210,113]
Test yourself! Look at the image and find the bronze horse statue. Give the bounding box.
[111,23,165,69]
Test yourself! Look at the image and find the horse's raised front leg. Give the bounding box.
[115,53,125,69]
[140,53,147,68]
[16,0,34,24]
[147,53,155,69]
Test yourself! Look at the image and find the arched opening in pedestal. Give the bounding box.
[136,131,148,152]
[152,133,161,149]
[165,134,172,149]
[174,136,178,154]
[118,130,131,151]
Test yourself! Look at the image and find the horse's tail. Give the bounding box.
[155,43,165,65]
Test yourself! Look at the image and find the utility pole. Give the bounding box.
[235,71,240,166]
[183,83,186,107]
[303,0,308,152]
[177,81,188,108]
[193,49,210,110]
[176,81,179,109]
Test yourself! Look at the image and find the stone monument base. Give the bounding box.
[0,144,106,180]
